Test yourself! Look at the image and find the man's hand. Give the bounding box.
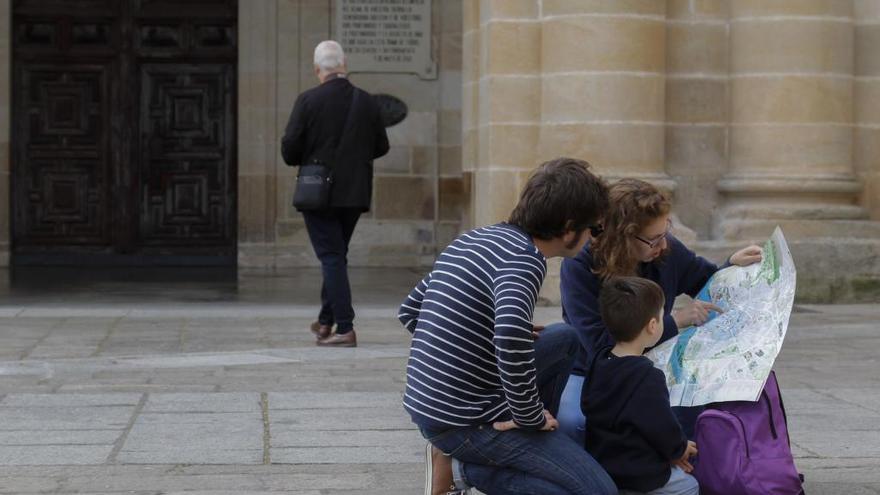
[531,324,545,340]
[493,410,559,432]
[671,440,698,473]
[730,245,763,267]
[673,300,723,328]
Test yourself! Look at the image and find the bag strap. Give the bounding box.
[329,88,359,170]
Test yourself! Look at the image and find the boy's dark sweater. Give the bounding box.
[582,346,688,492]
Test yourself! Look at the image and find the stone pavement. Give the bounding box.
[0,268,878,494]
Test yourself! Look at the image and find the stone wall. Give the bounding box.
[238,0,465,269]
[0,0,9,266]
[856,0,880,222]
[464,0,880,303]
[2,0,880,304]
[0,0,463,269]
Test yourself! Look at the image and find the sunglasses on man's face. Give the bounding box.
[588,224,604,237]
[634,219,671,249]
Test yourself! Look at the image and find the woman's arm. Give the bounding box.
[560,252,614,364]
[671,236,719,298]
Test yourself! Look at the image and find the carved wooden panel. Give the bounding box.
[12,0,237,262]
[138,64,234,247]
[13,64,111,246]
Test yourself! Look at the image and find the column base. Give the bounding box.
[715,173,870,239]
[540,235,880,305]
[710,173,880,303]
[694,236,880,304]
[237,242,437,269]
[716,218,880,242]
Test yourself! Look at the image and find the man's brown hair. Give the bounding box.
[599,276,666,343]
[508,157,608,240]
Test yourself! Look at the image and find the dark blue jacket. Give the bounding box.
[582,346,688,492]
[560,235,721,375]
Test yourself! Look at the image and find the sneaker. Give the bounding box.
[450,457,471,494]
[425,443,455,495]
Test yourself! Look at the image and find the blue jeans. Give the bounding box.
[619,467,699,495]
[422,323,617,495]
[302,208,361,333]
[560,374,704,444]
[558,374,586,445]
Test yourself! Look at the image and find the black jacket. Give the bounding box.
[582,346,688,492]
[281,77,390,211]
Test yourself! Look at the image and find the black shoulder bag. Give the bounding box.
[292,89,359,211]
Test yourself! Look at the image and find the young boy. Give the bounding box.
[399,158,616,495]
[582,277,699,495]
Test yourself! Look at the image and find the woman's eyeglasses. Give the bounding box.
[634,219,671,249]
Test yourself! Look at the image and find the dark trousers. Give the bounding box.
[302,208,361,333]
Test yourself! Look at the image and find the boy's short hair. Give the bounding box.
[508,157,608,240]
[599,277,666,343]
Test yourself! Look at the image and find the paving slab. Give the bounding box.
[0,445,115,466]
[0,406,135,431]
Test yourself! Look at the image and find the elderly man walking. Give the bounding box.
[281,41,390,347]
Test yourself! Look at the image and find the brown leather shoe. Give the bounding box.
[316,329,357,347]
[310,321,333,340]
[425,443,455,495]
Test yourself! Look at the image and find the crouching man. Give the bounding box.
[399,158,618,495]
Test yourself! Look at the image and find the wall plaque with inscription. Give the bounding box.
[336,0,436,78]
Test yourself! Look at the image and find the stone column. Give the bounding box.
[466,0,670,226]
[539,0,673,190]
[665,0,730,238]
[436,0,467,248]
[0,0,9,266]
[461,0,479,229]
[272,0,328,267]
[717,0,865,240]
[855,0,880,221]
[237,0,280,267]
[463,0,543,227]
[465,1,676,302]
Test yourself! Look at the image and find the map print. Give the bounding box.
[646,227,796,407]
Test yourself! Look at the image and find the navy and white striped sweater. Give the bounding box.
[399,223,548,431]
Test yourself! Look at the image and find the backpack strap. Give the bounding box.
[769,370,808,490]
[761,389,779,439]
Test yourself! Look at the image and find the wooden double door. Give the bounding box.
[12,0,238,265]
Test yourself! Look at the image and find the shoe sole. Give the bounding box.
[424,443,433,495]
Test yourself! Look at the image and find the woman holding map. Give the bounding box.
[556,178,763,443]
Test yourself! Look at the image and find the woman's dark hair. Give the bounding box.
[508,157,609,240]
[599,276,666,343]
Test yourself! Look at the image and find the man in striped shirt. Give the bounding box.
[400,158,617,495]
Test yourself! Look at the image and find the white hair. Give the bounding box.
[313,40,346,72]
